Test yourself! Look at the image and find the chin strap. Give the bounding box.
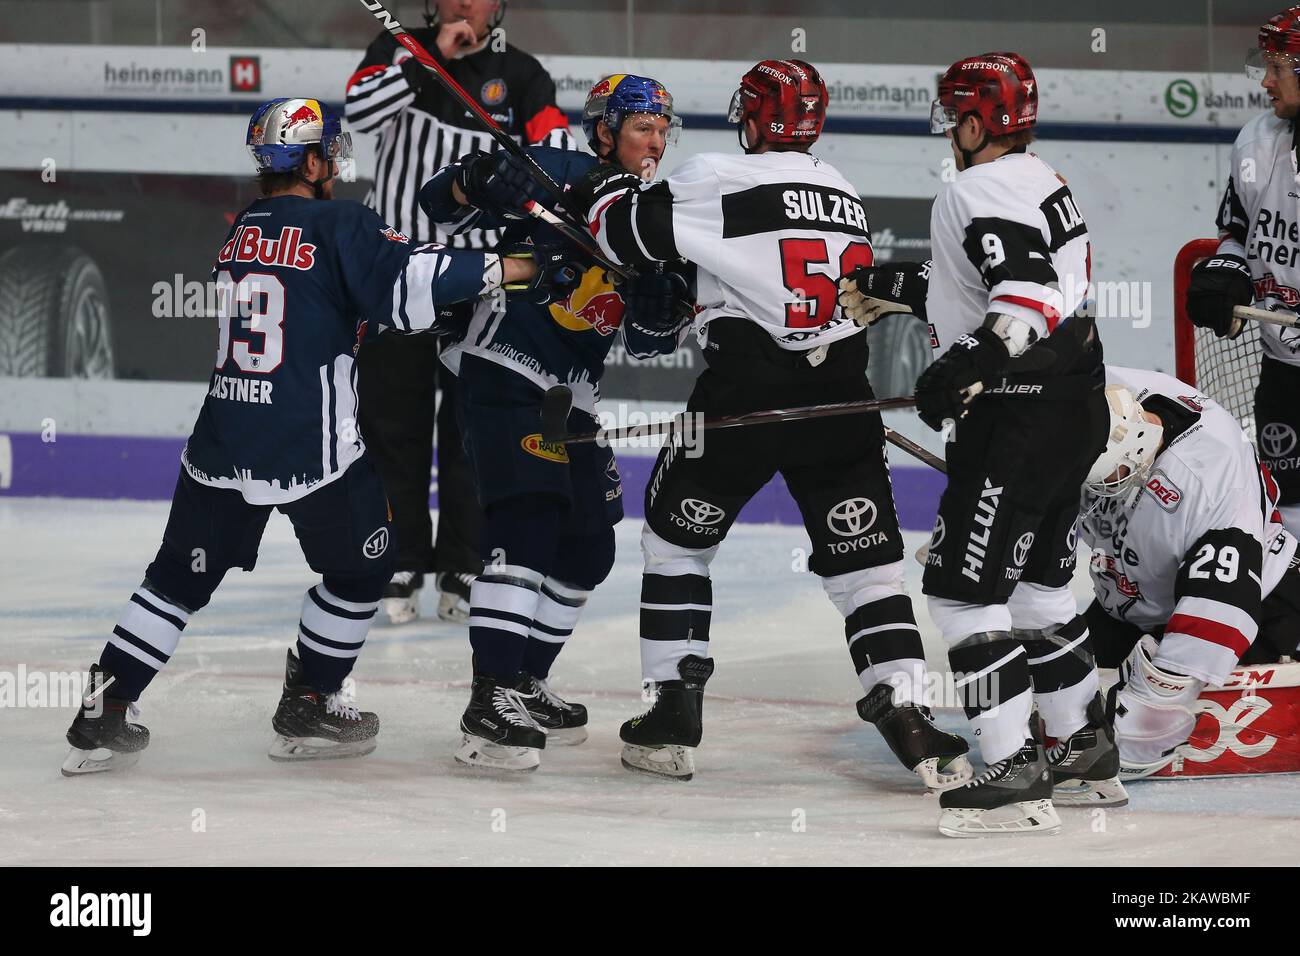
[958,129,990,169]
[294,158,335,200]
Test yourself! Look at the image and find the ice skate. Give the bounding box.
[455,675,546,771]
[269,650,379,761]
[1048,693,1128,806]
[938,737,1060,838]
[620,655,713,781]
[516,674,588,745]
[436,571,474,624]
[856,683,973,790]
[62,664,150,776]
[379,570,422,625]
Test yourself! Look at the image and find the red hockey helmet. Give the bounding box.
[931,52,1037,137]
[727,59,828,152]
[1248,6,1300,80]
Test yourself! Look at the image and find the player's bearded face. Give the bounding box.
[612,114,669,181]
[1260,53,1300,118]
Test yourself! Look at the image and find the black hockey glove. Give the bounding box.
[501,242,583,305]
[564,164,642,223]
[1186,253,1252,339]
[399,55,437,95]
[914,326,1010,431]
[622,269,693,333]
[457,150,550,219]
[838,260,931,326]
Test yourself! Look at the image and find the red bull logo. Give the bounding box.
[283,101,321,132]
[549,266,624,336]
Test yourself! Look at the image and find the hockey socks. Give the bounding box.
[1016,615,1100,740]
[294,583,378,694]
[949,631,1034,765]
[99,582,191,702]
[521,578,589,680]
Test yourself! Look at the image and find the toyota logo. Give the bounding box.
[1261,422,1297,459]
[1065,524,1078,552]
[827,497,878,537]
[931,516,946,549]
[1013,531,1035,567]
[681,498,725,526]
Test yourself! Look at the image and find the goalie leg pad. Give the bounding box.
[1139,661,1300,778]
[1114,636,1202,771]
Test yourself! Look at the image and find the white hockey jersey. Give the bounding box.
[1216,112,1300,366]
[1079,366,1296,684]
[927,152,1092,355]
[587,149,874,351]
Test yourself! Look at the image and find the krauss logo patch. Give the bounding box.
[521,434,569,462]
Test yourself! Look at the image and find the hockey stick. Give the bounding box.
[1233,304,1300,328]
[542,385,943,469]
[353,0,633,279]
[543,392,917,445]
[884,427,946,474]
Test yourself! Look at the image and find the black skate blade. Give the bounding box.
[540,385,573,443]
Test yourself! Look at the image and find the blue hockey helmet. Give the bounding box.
[581,74,681,155]
[246,97,354,181]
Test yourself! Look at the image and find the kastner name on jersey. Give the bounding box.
[1216,112,1300,365]
[183,196,494,505]
[589,150,873,350]
[1080,366,1296,683]
[927,152,1091,353]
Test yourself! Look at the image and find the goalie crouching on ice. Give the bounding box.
[1079,366,1300,780]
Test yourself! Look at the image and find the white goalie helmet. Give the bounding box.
[1085,385,1162,498]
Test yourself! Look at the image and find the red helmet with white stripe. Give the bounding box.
[727,59,828,152]
[1248,6,1300,79]
[931,52,1038,138]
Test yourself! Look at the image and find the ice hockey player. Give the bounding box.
[61,97,555,775]
[567,60,972,788]
[418,75,694,771]
[345,0,574,627]
[1187,5,1300,539]
[838,53,1125,835]
[1078,366,1300,778]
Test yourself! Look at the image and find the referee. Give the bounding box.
[345,0,572,624]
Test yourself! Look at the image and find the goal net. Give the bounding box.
[1173,238,1262,437]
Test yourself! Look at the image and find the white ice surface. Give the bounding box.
[1,496,1295,866]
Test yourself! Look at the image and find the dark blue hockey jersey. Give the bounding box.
[182,195,494,504]
[420,146,680,414]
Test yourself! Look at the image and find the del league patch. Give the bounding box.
[1143,469,1182,512]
